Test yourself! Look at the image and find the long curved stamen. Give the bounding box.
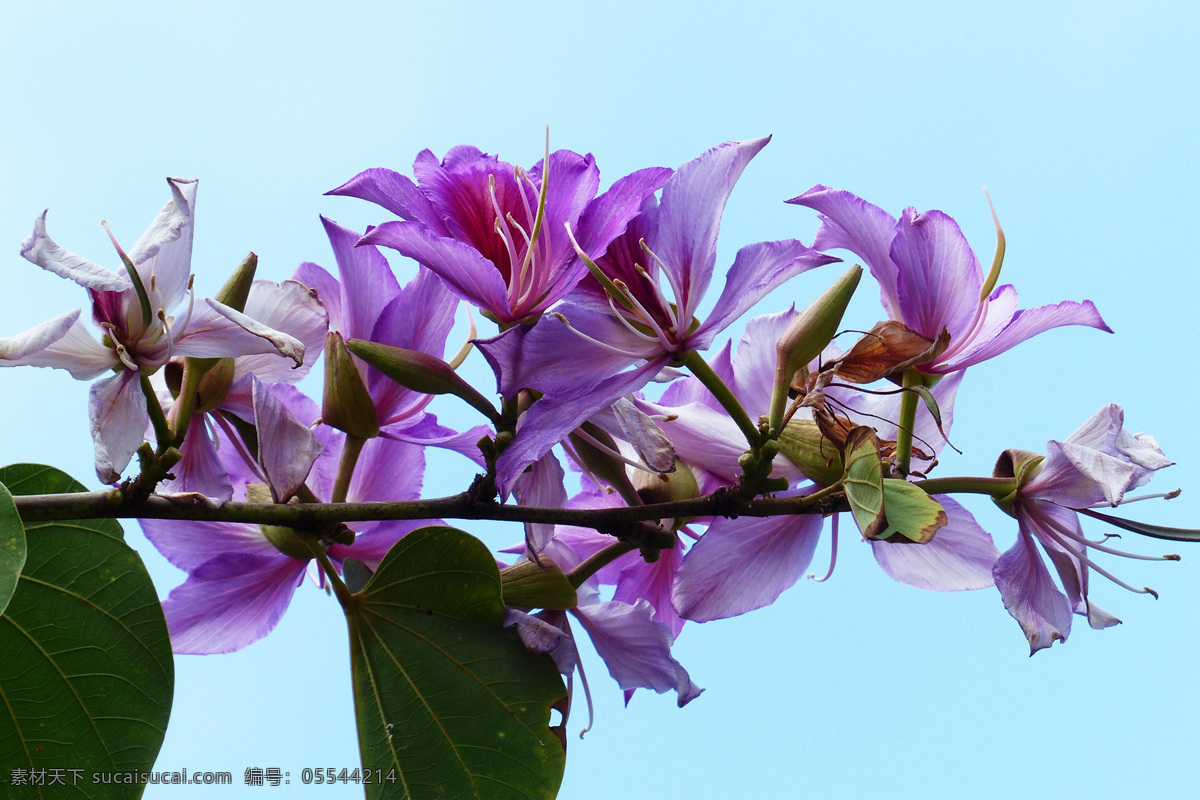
[447,308,477,370]
[1033,503,1179,562]
[1031,506,1162,597]
[637,242,687,333]
[937,191,1007,365]
[173,275,197,339]
[1088,490,1182,507]
[488,175,523,289]
[566,618,596,739]
[210,411,269,485]
[571,427,659,476]
[604,289,670,348]
[550,312,655,360]
[809,513,839,582]
[157,309,175,360]
[564,222,637,312]
[112,341,139,371]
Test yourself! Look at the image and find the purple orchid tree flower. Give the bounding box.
[294,216,488,462]
[787,186,1111,374]
[0,178,307,482]
[332,141,671,327]
[143,384,434,654]
[638,309,997,622]
[993,404,1175,653]
[477,137,839,494]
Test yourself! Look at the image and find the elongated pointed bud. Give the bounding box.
[777,418,844,487]
[323,332,379,438]
[769,265,862,434]
[991,449,1045,517]
[215,252,258,312]
[346,338,500,424]
[191,357,235,414]
[500,559,578,610]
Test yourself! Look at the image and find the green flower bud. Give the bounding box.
[345,338,500,424]
[500,559,578,610]
[322,332,379,439]
[769,265,863,434]
[214,252,258,313]
[777,418,844,487]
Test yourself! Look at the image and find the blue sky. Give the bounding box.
[2,1,1198,797]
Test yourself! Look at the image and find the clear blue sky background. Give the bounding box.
[2,1,1198,797]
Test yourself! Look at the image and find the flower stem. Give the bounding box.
[311,546,352,606]
[683,350,762,447]
[567,541,636,589]
[915,476,1018,497]
[331,434,366,504]
[893,368,921,476]
[140,371,173,454]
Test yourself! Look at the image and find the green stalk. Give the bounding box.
[683,350,761,447]
[331,434,366,504]
[140,372,173,453]
[567,541,636,589]
[915,476,1018,497]
[894,368,921,476]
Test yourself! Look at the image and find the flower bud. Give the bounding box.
[245,484,318,560]
[777,418,844,487]
[345,339,500,424]
[322,331,379,439]
[567,423,642,506]
[769,265,862,434]
[633,459,699,506]
[214,252,258,313]
[190,357,235,414]
[500,559,578,610]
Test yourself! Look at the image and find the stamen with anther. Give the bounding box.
[638,240,688,333]
[549,313,652,360]
[1027,503,1163,597]
[157,309,175,360]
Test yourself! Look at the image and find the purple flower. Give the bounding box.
[788,186,1110,374]
[143,385,432,654]
[1,178,306,482]
[993,404,1174,653]
[478,138,838,493]
[335,144,670,326]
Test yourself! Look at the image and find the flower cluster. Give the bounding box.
[1,137,1180,721]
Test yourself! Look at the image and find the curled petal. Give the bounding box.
[128,177,198,311]
[233,279,329,383]
[0,309,116,379]
[20,210,132,291]
[572,600,702,707]
[993,527,1072,654]
[89,370,148,483]
[252,378,323,503]
[176,298,306,366]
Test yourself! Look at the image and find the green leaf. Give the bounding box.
[0,464,174,799]
[843,427,886,539]
[876,479,948,544]
[342,526,567,800]
[0,482,26,616]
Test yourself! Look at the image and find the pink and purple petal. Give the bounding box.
[870,496,999,590]
[993,526,1073,654]
[673,510,824,622]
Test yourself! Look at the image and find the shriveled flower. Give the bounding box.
[788,186,1110,374]
[0,178,305,482]
[993,404,1175,653]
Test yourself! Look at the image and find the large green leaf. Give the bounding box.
[877,479,948,544]
[343,526,567,800]
[843,427,886,539]
[0,464,174,799]
[0,482,25,615]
